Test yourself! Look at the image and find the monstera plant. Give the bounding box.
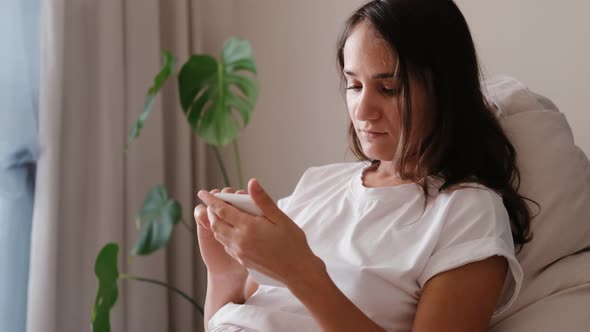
[91,37,259,332]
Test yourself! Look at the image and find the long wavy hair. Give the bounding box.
[337,0,534,251]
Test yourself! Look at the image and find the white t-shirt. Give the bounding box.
[209,162,523,331]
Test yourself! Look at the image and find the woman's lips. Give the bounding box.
[360,130,387,138]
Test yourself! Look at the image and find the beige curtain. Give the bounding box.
[27,0,209,331]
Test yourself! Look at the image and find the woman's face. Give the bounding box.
[343,21,432,162]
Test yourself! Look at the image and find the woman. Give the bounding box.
[195,0,533,331]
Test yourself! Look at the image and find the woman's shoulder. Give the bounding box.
[429,180,506,213]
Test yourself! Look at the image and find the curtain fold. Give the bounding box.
[27,0,208,331]
[0,2,40,331]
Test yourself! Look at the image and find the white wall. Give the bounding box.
[205,0,590,199]
[455,0,590,153]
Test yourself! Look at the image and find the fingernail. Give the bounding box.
[198,190,207,200]
[252,179,262,193]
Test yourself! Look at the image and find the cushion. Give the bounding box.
[484,76,590,321]
[489,278,590,331]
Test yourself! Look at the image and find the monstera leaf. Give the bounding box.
[92,243,119,332]
[127,51,177,149]
[178,37,258,147]
[131,185,182,256]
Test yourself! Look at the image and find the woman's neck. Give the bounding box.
[362,161,417,188]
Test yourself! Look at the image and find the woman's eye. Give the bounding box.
[345,85,399,95]
[382,87,400,96]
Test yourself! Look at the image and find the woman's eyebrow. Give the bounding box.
[343,70,398,80]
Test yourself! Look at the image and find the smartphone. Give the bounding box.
[214,192,263,216]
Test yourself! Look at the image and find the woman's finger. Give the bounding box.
[207,207,233,243]
[236,189,248,194]
[198,190,244,227]
[193,204,210,229]
[221,187,236,193]
[248,178,286,223]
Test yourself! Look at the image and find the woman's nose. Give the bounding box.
[355,91,380,121]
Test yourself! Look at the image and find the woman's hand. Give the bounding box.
[197,178,325,288]
[194,187,249,280]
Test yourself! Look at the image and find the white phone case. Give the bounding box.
[214,192,263,216]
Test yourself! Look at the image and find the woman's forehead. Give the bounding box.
[343,22,398,74]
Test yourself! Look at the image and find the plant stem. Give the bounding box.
[120,274,204,315]
[181,218,195,234]
[212,146,231,187]
[233,141,244,189]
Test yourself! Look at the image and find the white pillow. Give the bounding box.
[484,76,590,318]
[489,279,590,331]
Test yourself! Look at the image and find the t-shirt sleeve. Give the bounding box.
[277,196,291,211]
[417,186,524,320]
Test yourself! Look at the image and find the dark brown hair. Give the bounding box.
[337,0,534,251]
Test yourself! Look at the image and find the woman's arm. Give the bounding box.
[287,261,386,332]
[289,255,507,332]
[412,255,508,332]
[196,187,261,331]
[203,274,259,332]
[203,272,247,332]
